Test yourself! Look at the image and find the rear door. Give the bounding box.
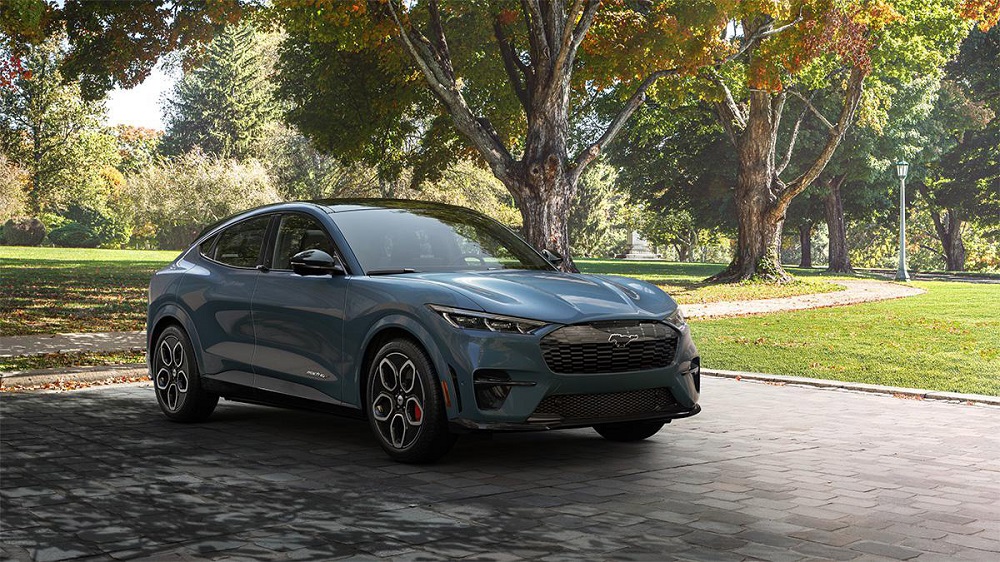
[182,214,272,385]
[250,212,348,405]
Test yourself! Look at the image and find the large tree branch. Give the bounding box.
[551,0,600,83]
[493,17,531,111]
[778,67,866,210]
[776,91,815,176]
[707,68,746,146]
[758,8,804,38]
[521,0,549,66]
[427,0,455,82]
[387,1,514,181]
[568,67,680,185]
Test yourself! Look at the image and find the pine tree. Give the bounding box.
[162,24,277,160]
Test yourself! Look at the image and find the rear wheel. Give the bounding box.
[594,420,665,442]
[366,338,456,463]
[153,325,218,422]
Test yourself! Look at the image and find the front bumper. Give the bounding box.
[450,404,701,432]
[435,319,701,431]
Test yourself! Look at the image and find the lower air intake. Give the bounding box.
[531,387,677,422]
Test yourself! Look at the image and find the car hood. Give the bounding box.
[407,270,677,325]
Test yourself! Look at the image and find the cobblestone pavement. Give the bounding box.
[2,378,997,562]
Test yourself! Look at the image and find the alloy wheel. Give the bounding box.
[370,352,425,450]
[154,336,189,412]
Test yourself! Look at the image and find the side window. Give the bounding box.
[198,234,218,258]
[213,216,271,268]
[272,214,337,270]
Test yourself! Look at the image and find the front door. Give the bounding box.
[251,213,348,405]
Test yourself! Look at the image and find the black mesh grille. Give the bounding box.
[540,321,678,374]
[532,387,677,421]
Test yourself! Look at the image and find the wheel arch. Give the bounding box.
[147,305,205,375]
[354,317,459,419]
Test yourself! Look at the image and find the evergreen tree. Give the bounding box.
[162,24,277,160]
[569,163,628,258]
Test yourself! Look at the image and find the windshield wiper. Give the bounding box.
[367,268,419,276]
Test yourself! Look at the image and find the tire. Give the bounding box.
[152,325,218,422]
[366,338,456,463]
[593,420,665,442]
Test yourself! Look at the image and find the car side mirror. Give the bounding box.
[540,248,563,266]
[290,249,346,276]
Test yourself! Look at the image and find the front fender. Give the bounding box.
[348,312,462,420]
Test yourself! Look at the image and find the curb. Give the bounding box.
[703,368,1000,406]
[0,364,147,389]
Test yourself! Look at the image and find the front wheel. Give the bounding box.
[152,325,218,422]
[366,339,456,463]
[594,420,665,442]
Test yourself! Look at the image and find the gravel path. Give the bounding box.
[683,279,924,319]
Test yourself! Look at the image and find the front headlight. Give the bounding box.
[428,305,547,334]
[665,307,686,328]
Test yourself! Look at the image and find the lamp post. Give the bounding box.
[895,160,910,281]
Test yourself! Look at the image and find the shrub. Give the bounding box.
[65,204,132,248]
[127,151,282,249]
[1,217,46,246]
[48,221,100,248]
[38,213,71,232]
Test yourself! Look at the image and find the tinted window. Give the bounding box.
[332,207,553,273]
[213,216,270,268]
[198,234,217,258]
[272,214,338,270]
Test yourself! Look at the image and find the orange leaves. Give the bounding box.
[497,8,519,27]
[959,0,1000,30]
[581,0,730,88]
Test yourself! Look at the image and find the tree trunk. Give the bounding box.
[675,243,690,262]
[710,92,790,283]
[798,222,813,268]
[932,208,966,271]
[824,176,853,274]
[514,177,575,272]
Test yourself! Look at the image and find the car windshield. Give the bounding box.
[332,207,554,273]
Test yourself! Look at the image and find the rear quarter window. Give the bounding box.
[212,216,271,268]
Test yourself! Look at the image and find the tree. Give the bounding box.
[112,125,163,175]
[568,162,628,257]
[162,24,279,159]
[697,0,978,282]
[911,25,1000,270]
[273,1,767,271]
[0,31,118,213]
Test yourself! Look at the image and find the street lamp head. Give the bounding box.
[896,160,909,180]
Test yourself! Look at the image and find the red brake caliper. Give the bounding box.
[413,403,422,422]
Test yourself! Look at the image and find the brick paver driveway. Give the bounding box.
[2,378,998,561]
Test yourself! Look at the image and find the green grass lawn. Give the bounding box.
[691,281,1000,395]
[0,246,179,336]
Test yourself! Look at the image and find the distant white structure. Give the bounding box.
[624,231,660,260]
